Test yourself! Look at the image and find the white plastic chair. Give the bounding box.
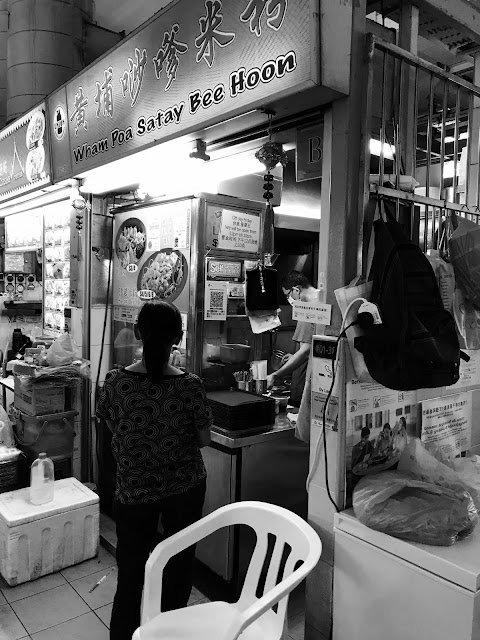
[132,501,322,640]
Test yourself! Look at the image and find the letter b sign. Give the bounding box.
[296,123,323,182]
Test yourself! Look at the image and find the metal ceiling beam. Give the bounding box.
[414,0,480,45]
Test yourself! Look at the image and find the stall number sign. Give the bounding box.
[217,210,260,253]
[293,301,332,325]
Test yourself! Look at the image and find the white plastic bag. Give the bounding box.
[0,404,14,448]
[453,286,480,349]
[426,250,455,314]
[334,279,374,383]
[46,333,78,366]
[449,216,480,309]
[398,438,480,510]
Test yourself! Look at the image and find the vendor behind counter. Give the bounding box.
[267,271,319,407]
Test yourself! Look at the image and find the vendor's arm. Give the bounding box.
[267,342,310,388]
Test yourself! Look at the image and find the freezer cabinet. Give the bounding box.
[333,510,480,640]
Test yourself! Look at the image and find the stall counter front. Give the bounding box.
[197,415,309,590]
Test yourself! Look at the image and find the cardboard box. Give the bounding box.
[14,378,65,416]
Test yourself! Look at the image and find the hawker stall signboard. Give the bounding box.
[0,104,52,201]
[49,0,321,177]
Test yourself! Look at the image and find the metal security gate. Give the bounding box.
[359,34,480,269]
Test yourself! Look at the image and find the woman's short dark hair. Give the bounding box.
[281,270,310,290]
[360,427,370,439]
[136,301,183,381]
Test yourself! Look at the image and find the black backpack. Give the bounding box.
[355,205,465,391]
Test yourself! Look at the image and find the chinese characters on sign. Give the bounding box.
[240,0,288,36]
[292,301,332,325]
[70,87,88,135]
[217,209,260,252]
[195,0,235,67]
[95,67,114,118]
[121,47,148,107]
[421,393,472,457]
[61,0,315,175]
[153,24,188,90]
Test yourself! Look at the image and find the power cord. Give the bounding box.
[306,321,357,513]
[305,298,369,512]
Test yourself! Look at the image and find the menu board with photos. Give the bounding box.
[113,203,191,313]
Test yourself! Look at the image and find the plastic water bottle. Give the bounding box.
[30,453,54,505]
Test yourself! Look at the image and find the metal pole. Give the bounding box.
[81,194,92,482]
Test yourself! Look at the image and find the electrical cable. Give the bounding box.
[94,220,113,482]
[306,296,369,511]
[306,322,358,513]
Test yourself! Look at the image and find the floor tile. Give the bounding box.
[9,584,90,635]
[60,547,116,583]
[288,611,305,640]
[69,567,117,610]
[0,590,6,605]
[94,603,112,629]
[29,612,109,640]
[0,603,29,640]
[288,583,305,617]
[1,573,67,604]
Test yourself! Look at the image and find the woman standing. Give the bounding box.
[96,301,212,640]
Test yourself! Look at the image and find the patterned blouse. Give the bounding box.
[96,369,213,505]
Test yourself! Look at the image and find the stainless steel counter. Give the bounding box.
[198,413,308,588]
[210,415,294,449]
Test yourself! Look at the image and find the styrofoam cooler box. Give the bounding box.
[0,477,99,586]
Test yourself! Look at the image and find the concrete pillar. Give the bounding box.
[304,1,367,639]
[0,0,8,128]
[6,0,94,121]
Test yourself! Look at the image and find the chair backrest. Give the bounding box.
[141,500,321,639]
[229,502,321,638]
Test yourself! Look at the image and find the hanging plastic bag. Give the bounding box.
[426,250,455,314]
[449,215,480,309]
[453,286,480,349]
[398,438,480,510]
[46,333,78,366]
[353,470,478,546]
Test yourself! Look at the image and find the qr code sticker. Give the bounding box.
[210,290,224,310]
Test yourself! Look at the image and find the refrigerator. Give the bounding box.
[111,193,267,384]
[333,509,480,640]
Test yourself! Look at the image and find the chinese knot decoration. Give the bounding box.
[255,141,288,204]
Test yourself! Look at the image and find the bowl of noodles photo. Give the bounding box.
[116,218,147,269]
[25,146,45,183]
[26,111,45,150]
[137,249,188,302]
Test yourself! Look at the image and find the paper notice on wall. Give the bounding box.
[160,202,190,249]
[345,350,420,501]
[421,392,472,457]
[146,218,161,252]
[205,280,228,321]
[292,301,332,325]
[217,210,260,253]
